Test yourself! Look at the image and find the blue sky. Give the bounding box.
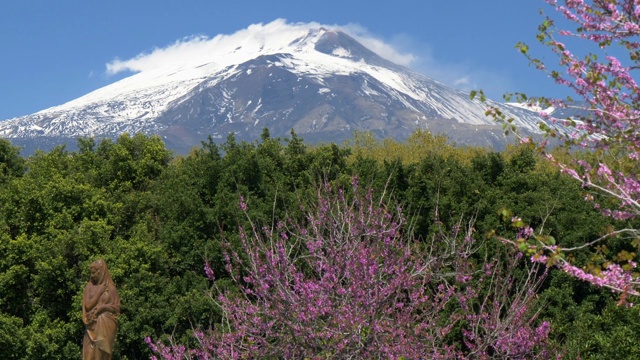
[0,1,564,120]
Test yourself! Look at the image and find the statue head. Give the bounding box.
[89,259,115,287]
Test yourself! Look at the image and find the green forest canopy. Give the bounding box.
[0,130,638,359]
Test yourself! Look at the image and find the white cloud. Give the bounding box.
[106,35,210,75]
[338,24,416,66]
[103,19,509,99]
[104,19,418,76]
[338,24,513,99]
[454,76,471,87]
[403,42,511,99]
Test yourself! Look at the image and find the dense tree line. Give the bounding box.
[0,131,638,358]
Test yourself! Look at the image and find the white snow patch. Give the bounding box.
[331,47,351,58]
[506,102,555,115]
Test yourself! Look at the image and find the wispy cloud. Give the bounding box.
[104,19,509,98]
[322,23,512,98]
[105,19,419,76]
[338,23,416,67]
[106,35,211,75]
[417,57,512,100]
[453,76,470,87]
[361,31,512,99]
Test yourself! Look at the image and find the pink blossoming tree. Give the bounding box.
[483,0,640,300]
[148,181,555,359]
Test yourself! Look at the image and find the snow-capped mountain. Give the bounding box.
[0,20,549,154]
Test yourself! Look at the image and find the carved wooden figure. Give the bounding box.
[82,259,120,360]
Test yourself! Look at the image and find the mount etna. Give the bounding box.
[0,20,553,155]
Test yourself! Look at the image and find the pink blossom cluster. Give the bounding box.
[148,182,555,358]
[536,1,640,222]
[560,261,639,299]
[502,0,640,298]
[517,224,639,303]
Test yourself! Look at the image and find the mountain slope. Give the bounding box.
[0,20,547,154]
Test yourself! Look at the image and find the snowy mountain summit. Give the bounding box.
[0,19,546,154]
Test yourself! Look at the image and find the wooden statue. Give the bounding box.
[82,259,120,359]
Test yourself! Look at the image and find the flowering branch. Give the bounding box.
[148,181,555,358]
[481,0,640,300]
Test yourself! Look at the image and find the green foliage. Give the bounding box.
[0,313,26,359]
[0,130,636,358]
[0,139,25,182]
[540,273,640,359]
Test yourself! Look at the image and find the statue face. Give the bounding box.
[90,262,102,284]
